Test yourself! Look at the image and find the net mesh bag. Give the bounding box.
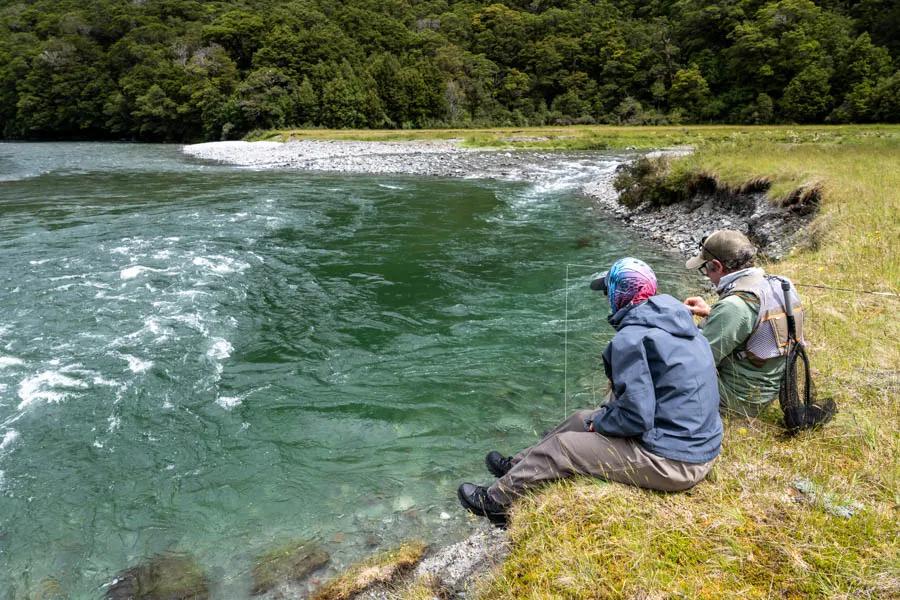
[778,335,836,434]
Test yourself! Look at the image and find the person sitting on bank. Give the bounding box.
[457,257,723,525]
[683,230,805,417]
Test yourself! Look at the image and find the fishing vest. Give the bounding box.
[719,271,804,362]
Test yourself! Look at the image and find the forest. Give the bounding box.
[0,0,897,141]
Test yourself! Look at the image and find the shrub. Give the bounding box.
[613,155,728,209]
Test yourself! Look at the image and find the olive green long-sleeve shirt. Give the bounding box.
[700,294,784,416]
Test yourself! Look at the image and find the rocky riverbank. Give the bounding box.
[356,523,511,600]
[587,173,818,261]
[183,139,611,184]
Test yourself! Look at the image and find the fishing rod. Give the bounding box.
[563,263,899,298]
[561,262,897,418]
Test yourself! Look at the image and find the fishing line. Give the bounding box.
[792,283,899,297]
[561,262,897,418]
[564,264,569,420]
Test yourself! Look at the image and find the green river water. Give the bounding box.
[0,143,697,598]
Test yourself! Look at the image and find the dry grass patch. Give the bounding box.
[312,541,428,600]
[393,574,447,600]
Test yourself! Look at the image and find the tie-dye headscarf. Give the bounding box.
[606,257,658,312]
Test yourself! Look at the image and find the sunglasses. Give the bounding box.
[697,235,724,274]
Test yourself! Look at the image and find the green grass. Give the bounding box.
[249,124,900,151]
[476,130,900,599]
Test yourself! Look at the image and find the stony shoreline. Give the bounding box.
[589,181,815,261]
[184,139,619,184]
[184,140,808,262]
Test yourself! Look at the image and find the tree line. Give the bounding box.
[0,0,897,141]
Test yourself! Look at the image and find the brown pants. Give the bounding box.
[488,410,715,506]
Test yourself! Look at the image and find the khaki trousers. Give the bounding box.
[488,410,714,506]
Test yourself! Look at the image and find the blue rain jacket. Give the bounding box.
[592,294,723,464]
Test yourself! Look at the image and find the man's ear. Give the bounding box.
[710,259,725,273]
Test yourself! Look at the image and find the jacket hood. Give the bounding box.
[608,294,699,338]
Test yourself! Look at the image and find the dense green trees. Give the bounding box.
[0,0,896,141]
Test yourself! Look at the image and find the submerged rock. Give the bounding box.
[105,553,209,600]
[251,539,330,596]
[35,578,66,600]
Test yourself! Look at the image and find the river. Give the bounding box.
[0,142,696,598]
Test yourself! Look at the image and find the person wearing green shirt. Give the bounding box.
[683,230,794,417]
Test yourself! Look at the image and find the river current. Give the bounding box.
[0,143,696,597]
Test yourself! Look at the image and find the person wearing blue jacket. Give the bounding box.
[458,257,723,525]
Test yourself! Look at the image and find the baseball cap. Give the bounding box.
[685,230,757,269]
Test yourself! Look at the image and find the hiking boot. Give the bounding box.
[485,451,513,477]
[457,482,508,526]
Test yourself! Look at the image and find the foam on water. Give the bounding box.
[119,354,153,374]
[192,256,250,275]
[107,415,121,432]
[216,396,242,410]
[92,375,119,387]
[120,265,174,280]
[0,429,19,451]
[174,290,211,299]
[0,167,50,183]
[17,370,89,409]
[207,338,233,361]
[0,357,24,369]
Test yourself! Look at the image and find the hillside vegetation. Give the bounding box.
[1,0,898,141]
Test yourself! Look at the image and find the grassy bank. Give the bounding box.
[250,124,899,152]
[475,132,899,598]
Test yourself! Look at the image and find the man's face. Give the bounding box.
[700,259,726,285]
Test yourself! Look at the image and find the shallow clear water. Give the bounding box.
[0,143,697,597]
